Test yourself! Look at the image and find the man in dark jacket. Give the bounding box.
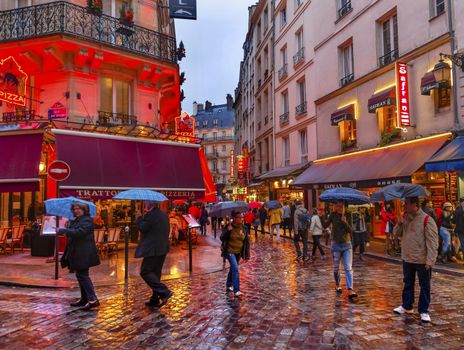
[454,198,464,257]
[258,206,268,235]
[136,201,173,308]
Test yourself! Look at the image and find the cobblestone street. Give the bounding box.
[0,237,463,349]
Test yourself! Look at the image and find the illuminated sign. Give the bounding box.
[395,62,411,127]
[175,111,195,137]
[48,101,67,119]
[230,150,235,178]
[0,56,27,107]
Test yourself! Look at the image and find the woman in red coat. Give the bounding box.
[380,202,396,236]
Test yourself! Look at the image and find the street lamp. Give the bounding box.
[432,54,451,83]
[440,52,464,72]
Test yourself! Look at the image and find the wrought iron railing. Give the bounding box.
[97,111,137,126]
[278,64,288,80]
[340,73,354,87]
[279,112,289,125]
[295,102,307,116]
[264,115,269,125]
[379,49,399,67]
[203,136,234,142]
[0,1,177,64]
[293,47,305,66]
[338,1,352,18]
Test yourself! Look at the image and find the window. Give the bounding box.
[379,14,398,66]
[282,46,288,66]
[340,42,354,86]
[213,132,217,140]
[430,0,445,17]
[100,78,131,115]
[299,129,308,163]
[283,137,290,166]
[294,30,305,66]
[263,7,269,31]
[282,92,289,114]
[340,120,357,150]
[202,120,208,127]
[280,8,287,29]
[222,145,226,151]
[434,85,451,109]
[222,160,227,170]
[338,0,352,18]
[295,0,303,9]
[202,133,206,140]
[213,119,218,127]
[296,80,306,115]
[296,30,304,51]
[257,21,262,44]
[195,121,199,127]
[213,161,218,172]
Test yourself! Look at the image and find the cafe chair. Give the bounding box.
[6,225,26,253]
[106,227,121,255]
[0,227,9,254]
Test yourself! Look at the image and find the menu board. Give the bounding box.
[41,215,69,235]
[182,214,200,228]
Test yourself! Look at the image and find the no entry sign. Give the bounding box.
[48,160,71,181]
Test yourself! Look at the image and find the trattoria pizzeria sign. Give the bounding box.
[0,56,27,106]
[60,189,203,200]
[395,62,411,127]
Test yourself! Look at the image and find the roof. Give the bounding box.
[194,104,235,129]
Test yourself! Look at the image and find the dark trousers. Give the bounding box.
[76,268,97,302]
[140,255,172,301]
[283,218,292,236]
[200,223,207,235]
[312,235,325,257]
[294,229,308,258]
[352,231,366,254]
[260,219,266,234]
[402,261,432,314]
[244,223,251,235]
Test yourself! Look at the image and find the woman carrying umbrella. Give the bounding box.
[59,202,101,310]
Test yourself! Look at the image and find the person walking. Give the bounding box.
[252,208,260,237]
[269,206,283,241]
[290,201,296,238]
[221,210,246,297]
[324,201,357,299]
[293,200,310,260]
[243,208,254,235]
[439,202,455,263]
[393,197,438,323]
[136,201,173,308]
[381,202,397,255]
[59,202,101,310]
[282,202,291,237]
[454,198,464,260]
[199,205,209,236]
[352,207,370,260]
[310,208,325,260]
[259,205,268,236]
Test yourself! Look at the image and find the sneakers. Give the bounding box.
[393,306,414,314]
[420,313,431,323]
[234,291,243,297]
[226,286,234,292]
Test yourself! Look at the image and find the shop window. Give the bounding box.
[377,107,401,145]
[100,77,131,115]
[433,86,451,110]
[339,119,357,151]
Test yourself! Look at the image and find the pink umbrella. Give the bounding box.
[248,201,263,209]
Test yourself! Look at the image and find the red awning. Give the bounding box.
[420,72,441,96]
[292,134,449,189]
[53,129,205,200]
[199,147,217,202]
[367,87,396,113]
[0,130,43,192]
[331,105,355,125]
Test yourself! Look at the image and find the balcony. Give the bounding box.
[278,64,288,80]
[97,111,137,126]
[337,1,352,18]
[258,79,262,88]
[293,47,305,66]
[0,1,177,64]
[279,112,289,125]
[257,121,261,131]
[202,136,234,142]
[264,115,269,125]
[205,152,219,159]
[340,73,354,87]
[379,49,399,67]
[264,69,269,79]
[295,102,307,116]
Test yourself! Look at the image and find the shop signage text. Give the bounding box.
[175,112,195,138]
[61,189,202,200]
[169,0,197,20]
[230,150,235,178]
[395,62,411,127]
[48,101,67,119]
[368,98,395,113]
[0,56,28,107]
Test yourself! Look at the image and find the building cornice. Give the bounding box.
[275,116,316,138]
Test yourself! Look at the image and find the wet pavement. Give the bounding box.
[0,235,463,349]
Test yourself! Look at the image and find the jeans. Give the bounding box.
[332,242,353,289]
[312,235,325,257]
[294,229,308,258]
[271,224,281,239]
[440,227,451,254]
[260,220,266,234]
[140,255,172,301]
[226,253,241,292]
[402,261,432,314]
[75,269,97,302]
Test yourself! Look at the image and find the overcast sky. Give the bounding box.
[175,0,257,114]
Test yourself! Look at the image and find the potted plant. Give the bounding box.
[380,128,401,146]
[87,0,103,16]
[341,139,357,151]
[119,4,134,26]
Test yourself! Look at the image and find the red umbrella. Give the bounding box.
[248,201,263,209]
[172,199,187,205]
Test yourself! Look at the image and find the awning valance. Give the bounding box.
[257,163,309,180]
[425,136,464,172]
[368,87,396,113]
[53,129,205,200]
[292,134,449,189]
[420,72,448,95]
[331,105,355,125]
[0,130,43,192]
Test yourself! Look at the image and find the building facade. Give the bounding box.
[194,97,235,197]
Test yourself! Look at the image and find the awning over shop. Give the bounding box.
[199,148,217,201]
[53,129,205,200]
[420,72,448,95]
[258,163,309,180]
[331,104,355,125]
[367,87,396,113]
[425,136,464,172]
[0,130,43,192]
[292,134,450,189]
[248,182,264,188]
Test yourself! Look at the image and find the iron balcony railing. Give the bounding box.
[379,48,399,67]
[278,64,288,80]
[295,102,307,116]
[340,73,354,87]
[338,1,352,18]
[0,1,177,64]
[279,112,289,125]
[293,47,305,66]
[203,136,234,142]
[97,111,137,126]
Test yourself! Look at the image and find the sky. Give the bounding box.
[174,0,257,114]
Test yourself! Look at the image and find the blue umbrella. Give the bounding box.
[113,189,168,202]
[370,183,429,202]
[319,187,370,205]
[264,200,281,209]
[44,196,97,219]
[210,201,249,218]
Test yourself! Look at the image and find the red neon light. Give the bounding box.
[230,150,235,178]
[395,62,411,127]
[0,56,28,107]
[175,111,195,137]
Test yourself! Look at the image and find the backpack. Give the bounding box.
[298,211,311,231]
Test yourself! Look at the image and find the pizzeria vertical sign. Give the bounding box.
[395,62,411,127]
[0,56,27,107]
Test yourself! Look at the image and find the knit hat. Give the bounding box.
[443,202,453,209]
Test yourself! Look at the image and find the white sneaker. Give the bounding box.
[420,313,431,323]
[234,291,243,297]
[393,306,414,314]
[227,286,233,292]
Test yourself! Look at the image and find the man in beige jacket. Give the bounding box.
[393,197,438,323]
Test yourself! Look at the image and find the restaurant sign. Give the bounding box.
[395,62,411,127]
[175,111,195,138]
[230,149,235,178]
[0,56,27,106]
[48,101,67,119]
[60,189,203,200]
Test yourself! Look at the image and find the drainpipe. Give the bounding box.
[447,0,460,129]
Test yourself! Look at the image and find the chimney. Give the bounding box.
[197,103,204,112]
[205,100,212,111]
[226,94,234,110]
[192,101,198,116]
